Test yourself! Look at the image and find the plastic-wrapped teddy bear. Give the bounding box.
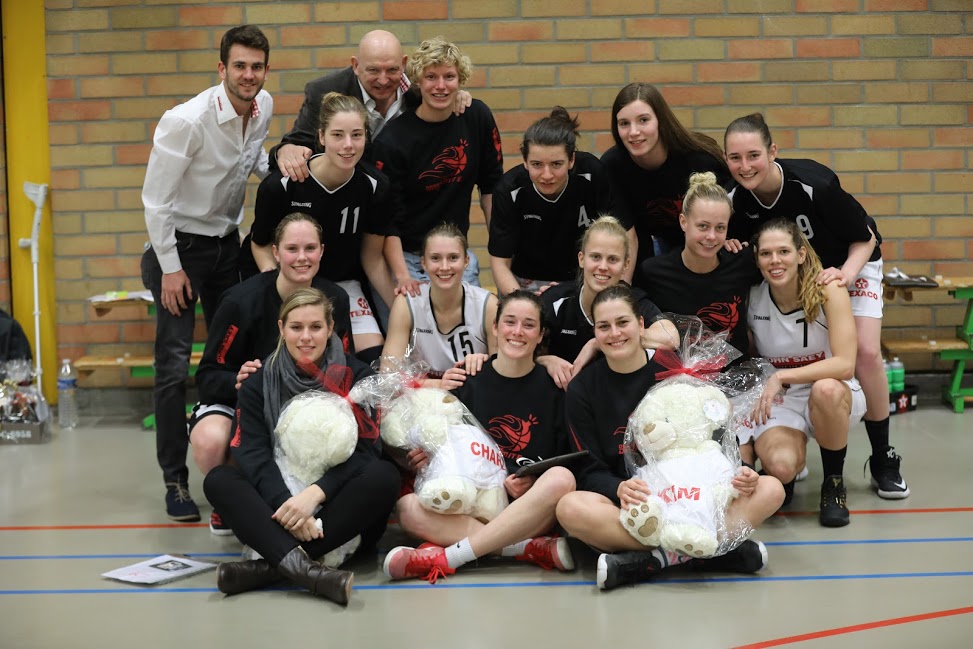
[618,376,741,558]
[381,387,508,522]
[274,390,359,496]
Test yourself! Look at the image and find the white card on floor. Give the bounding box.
[101,554,216,585]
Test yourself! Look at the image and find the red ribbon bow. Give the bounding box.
[652,349,728,381]
[298,360,380,440]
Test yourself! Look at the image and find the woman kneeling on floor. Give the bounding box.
[383,290,577,582]
[204,288,400,605]
[555,284,784,590]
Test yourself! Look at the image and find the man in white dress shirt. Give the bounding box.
[140,25,271,523]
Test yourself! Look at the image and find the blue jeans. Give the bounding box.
[371,248,481,331]
[141,231,240,485]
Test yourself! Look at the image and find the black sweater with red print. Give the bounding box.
[373,98,503,252]
[566,353,663,504]
[635,249,761,358]
[452,358,568,475]
[601,145,729,264]
[195,270,353,409]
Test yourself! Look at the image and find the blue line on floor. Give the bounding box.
[2,571,973,595]
[4,537,972,561]
[764,537,973,547]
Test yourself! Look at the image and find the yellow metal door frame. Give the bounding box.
[2,0,57,401]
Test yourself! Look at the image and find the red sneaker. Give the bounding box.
[209,511,234,537]
[517,536,574,571]
[383,545,455,583]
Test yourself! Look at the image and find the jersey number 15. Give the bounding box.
[448,330,475,361]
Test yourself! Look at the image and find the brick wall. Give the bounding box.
[41,1,972,381]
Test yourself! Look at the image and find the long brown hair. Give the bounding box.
[610,82,726,167]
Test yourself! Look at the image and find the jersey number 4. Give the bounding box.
[448,330,475,361]
[577,206,591,229]
[339,206,360,234]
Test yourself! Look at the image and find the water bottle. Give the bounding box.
[884,360,892,393]
[58,358,79,429]
[888,357,906,393]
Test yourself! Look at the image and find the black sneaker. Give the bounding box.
[819,475,850,527]
[866,447,910,500]
[165,482,201,522]
[596,551,663,590]
[781,479,796,507]
[689,539,768,574]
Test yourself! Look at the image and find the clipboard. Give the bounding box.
[514,451,589,478]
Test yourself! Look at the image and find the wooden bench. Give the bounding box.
[882,338,970,355]
[883,276,973,413]
[76,352,203,428]
[75,351,204,379]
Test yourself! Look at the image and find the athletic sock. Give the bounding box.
[820,446,848,479]
[444,537,478,569]
[864,417,890,456]
[500,540,530,557]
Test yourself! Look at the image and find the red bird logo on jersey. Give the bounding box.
[855,278,868,290]
[491,127,502,162]
[488,413,537,458]
[698,297,741,338]
[644,196,683,228]
[418,139,468,183]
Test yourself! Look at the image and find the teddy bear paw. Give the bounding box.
[619,497,663,546]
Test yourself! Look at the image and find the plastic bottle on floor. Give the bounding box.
[58,358,79,429]
[888,357,905,393]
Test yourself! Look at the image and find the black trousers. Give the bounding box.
[141,230,240,485]
[204,460,400,566]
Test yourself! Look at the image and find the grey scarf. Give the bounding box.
[262,333,346,432]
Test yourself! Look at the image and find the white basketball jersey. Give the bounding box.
[749,282,834,396]
[406,283,490,377]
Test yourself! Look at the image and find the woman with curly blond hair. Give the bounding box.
[374,36,504,295]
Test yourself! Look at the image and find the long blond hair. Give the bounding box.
[754,219,826,321]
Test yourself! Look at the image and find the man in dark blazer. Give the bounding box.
[271,29,470,182]
[271,29,410,180]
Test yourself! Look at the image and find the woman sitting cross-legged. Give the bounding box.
[554,284,784,590]
[383,290,577,582]
[204,288,400,605]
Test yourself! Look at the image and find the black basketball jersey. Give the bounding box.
[250,158,391,283]
[488,151,619,281]
[541,281,663,363]
[727,159,880,269]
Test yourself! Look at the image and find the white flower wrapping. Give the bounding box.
[381,387,508,522]
[273,390,358,498]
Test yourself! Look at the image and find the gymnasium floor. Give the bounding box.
[2,403,971,648]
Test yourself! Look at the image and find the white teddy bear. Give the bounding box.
[274,391,359,494]
[381,387,508,522]
[618,379,739,558]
